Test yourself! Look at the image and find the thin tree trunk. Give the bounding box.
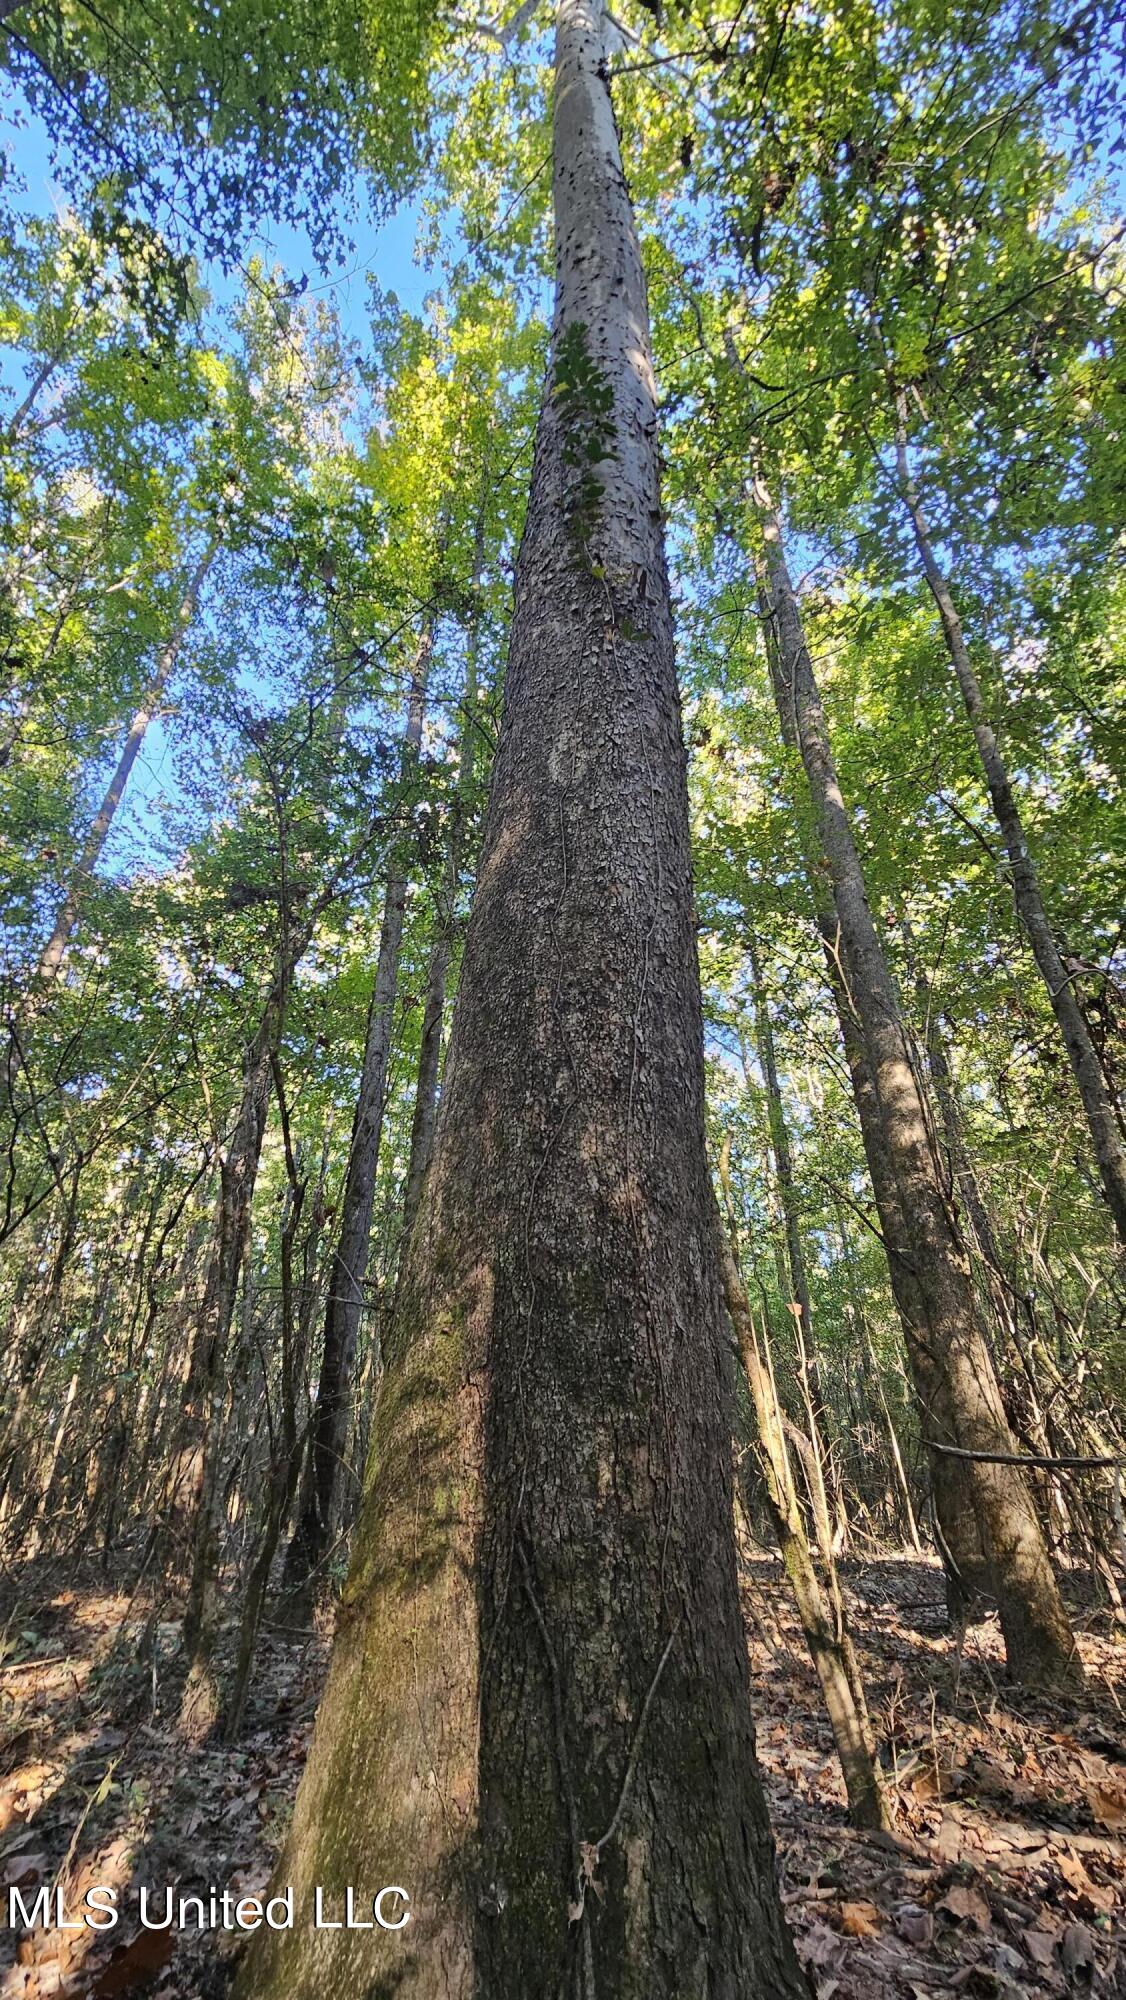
[719,1230,890,1832]
[893,398,1126,1240]
[399,515,487,1255]
[174,954,296,1736]
[4,346,64,445]
[281,630,431,1603]
[238,4,808,1994]
[224,1061,310,1738]
[897,911,1046,1440]
[863,1323,924,1554]
[743,925,846,1543]
[0,1166,81,1520]
[37,541,216,981]
[23,1366,79,1556]
[753,477,1080,1690]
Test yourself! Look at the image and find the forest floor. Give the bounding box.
[0,1548,1122,1999]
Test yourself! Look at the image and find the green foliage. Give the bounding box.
[551,319,616,553]
[0,0,1123,1640]
[3,0,440,280]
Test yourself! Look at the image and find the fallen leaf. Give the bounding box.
[1057,1851,1091,1893]
[839,1899,881,1938]
[1056,1850,1115,1916]
[896,1901,934,1946]
[1023,1929,1057,1968]
[0,1763,56,1833]
[1060,1921,1094,1979]
[938,1883,991,1930]
[992,1942,1024,1977]
[911,1764,944,1801]
[3,1850,48,1887]
[1086,1785,1125,1832]
[800,1921,844,1971]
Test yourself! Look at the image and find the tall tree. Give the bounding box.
[892,398,1126,1239]
[282,624,431,1603]
[238,2,807,1994]
[754,478,1080,1688]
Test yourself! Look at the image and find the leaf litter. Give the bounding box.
[0,1547,1121,1997]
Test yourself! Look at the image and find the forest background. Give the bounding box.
[0,0,1124,1995]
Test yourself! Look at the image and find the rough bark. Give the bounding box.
[282,632,431,1603]
[753,480,1080,1689]
[36,542,216,981]
[893,399,1126,1242]
[237,6,808,1995]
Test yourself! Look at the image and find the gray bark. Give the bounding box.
[237,4,808,1995]
[754,477,1080,1689]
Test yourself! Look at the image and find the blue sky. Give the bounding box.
[1,96,452,890]
[4,103,435,333]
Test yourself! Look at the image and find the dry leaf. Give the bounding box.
[1057,1851,1091,1893]
[1023,1929,1057,1968]
[896,1901,934,1946]
[1057,1849,1115,1915]
[1060,1922,1094,1978]
[992,1942,1025,1977]
[839,1899,880,1938]
[800,1921,844,1971]
[938,1883,991,1930]
[911,1764,944,1801]
[0,1763,55,1834]
[3,1849,48,1887]
[1086,1785,1125,1831]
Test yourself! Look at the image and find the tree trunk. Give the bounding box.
[753,478,1080,1690]
[862,1321,924,1555]
[893,398,1126,1241]
[225,1061,311,1738]
[399,535,486,1254]
[719,1230,890,1832]
[237,6,808,1995]
[743,925,845,1545]
[173,954,297,1736]
[281,631,431,1603]
[36,541,216,981]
